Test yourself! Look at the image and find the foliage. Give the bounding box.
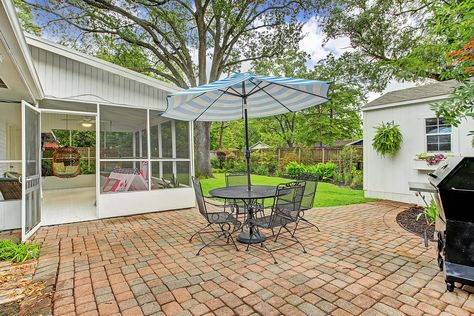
[80,159,95,175]
[250,151,278,175]
[416,199,438,226]
[200,173,378,208]
[285,162,337,181]
[416,153,448,166]
[52,130,96,147]
[14,0,40,35]
[210,157,220,169]
[372,122,403,157]
[338,146,362,185]
[0,239,40,263]
[350,168,363,188]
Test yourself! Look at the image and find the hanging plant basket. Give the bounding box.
[372,121,403,157]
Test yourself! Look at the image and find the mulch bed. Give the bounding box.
[396,206,435,241]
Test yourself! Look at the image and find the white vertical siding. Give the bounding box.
[29,46,169,110]
[363,101,474,204]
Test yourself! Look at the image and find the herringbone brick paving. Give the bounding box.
[30,201,474,315]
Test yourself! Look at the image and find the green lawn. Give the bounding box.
[199,173,378,208]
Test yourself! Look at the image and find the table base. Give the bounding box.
[237,231,266,244]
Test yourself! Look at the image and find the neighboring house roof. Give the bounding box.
[25,35,182,94]
[345,139,363,146]
[363,80,460,110]
[250,141,270,150]
[313,140,360,148]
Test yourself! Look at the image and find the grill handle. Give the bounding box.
[451,187,474,192]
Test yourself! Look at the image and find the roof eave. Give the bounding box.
[1,0,44,102]
[25,34,183,94]
[362,94,452,112]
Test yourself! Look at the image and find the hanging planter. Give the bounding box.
[372,121,403,157]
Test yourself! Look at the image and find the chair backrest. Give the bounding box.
[225,172,248,187]
[191,176,208,220]
[272,181,306,222]
[299,179,318,210]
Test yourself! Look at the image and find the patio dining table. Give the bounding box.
[209,185,286,244]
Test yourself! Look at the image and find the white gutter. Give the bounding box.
[362,94,452,112]
[25,34,183,94]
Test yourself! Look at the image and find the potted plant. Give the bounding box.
[416,153,447,166]
[372,121,403,157]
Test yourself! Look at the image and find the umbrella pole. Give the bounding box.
[244,108,251,191]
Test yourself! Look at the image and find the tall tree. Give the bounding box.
[24,0,314,177]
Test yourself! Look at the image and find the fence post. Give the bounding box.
[322,148,325,163]
[277,148,281,165]
[298,147,301,163]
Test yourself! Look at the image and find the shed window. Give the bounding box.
[426,118,451,152]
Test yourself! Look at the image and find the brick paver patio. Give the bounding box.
[30,201,474,315]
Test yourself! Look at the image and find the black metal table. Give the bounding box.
[209,185,281,244]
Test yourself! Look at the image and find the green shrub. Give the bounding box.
[210,157,220,169]
[253,165,270,175]
[417,199,438,226]
[286,161,306,177]
[350,168,363,188]
[0,239,40,263]
[372,121,403,157]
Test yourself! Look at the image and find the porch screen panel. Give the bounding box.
[99,105,148,193]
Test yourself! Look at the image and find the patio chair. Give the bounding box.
[190,177,241,255]
[225,172,250,224]
[295,174,320,234]
[246,181,306,264]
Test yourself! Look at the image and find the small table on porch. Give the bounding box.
[209,185,283,244]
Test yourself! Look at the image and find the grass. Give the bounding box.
[0,239,40,263]
[200,173,378,208]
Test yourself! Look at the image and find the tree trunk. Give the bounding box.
[218,122,225,149]
[195,121,212,177]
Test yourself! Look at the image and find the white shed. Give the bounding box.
[363,80,474,204]
[0,0,195,241]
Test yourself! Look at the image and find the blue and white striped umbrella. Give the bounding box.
[163,73,331,121]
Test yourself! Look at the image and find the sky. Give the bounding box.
[298,16,419,102]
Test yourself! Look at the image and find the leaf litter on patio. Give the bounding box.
[0,260,50,315]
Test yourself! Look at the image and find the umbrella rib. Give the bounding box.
[194,88,229,121]
[260,85,293,113]
[218,89,242,97]
[246,81,272,97]
[266,81,331,100]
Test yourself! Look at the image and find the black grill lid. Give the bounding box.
[428,157,474,190]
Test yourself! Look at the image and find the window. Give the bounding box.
[99,105,192,194]
[426,118,451,152]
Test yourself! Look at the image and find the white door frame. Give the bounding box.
[21,101,42,241]
[39,107,99,221]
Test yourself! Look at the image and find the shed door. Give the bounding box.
[21,101,41,241]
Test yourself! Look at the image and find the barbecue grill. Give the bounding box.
[428,156,474,292]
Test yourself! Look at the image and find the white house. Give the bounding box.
[0,0,195,241]
[363,80,474,204]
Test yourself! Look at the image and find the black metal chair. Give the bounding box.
[190,177,240,255]
[247,181,306,264]
[225,172,250,224]
[295,174,320,233]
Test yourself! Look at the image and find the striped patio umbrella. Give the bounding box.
[163,73,331,189]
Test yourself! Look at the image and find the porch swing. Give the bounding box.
[51,115,81,178]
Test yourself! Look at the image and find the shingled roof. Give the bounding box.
[363,80,460,109]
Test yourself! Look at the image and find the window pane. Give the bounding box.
[439,143,451,151]
[439,135,451,143]
[427,143,438,152]
[150,124,159,158]
[438,117,448,125]
[100,161,149,193]
[176,162,190,186]
[151,161,179,189]
[426,126,438,134]
[100,105,147,159]
[439,125,452,133]
[0,104,21,161]
[427,135,439,144]
[426,118,438,126]
[175,121,189,158]
[161,121,173,158]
